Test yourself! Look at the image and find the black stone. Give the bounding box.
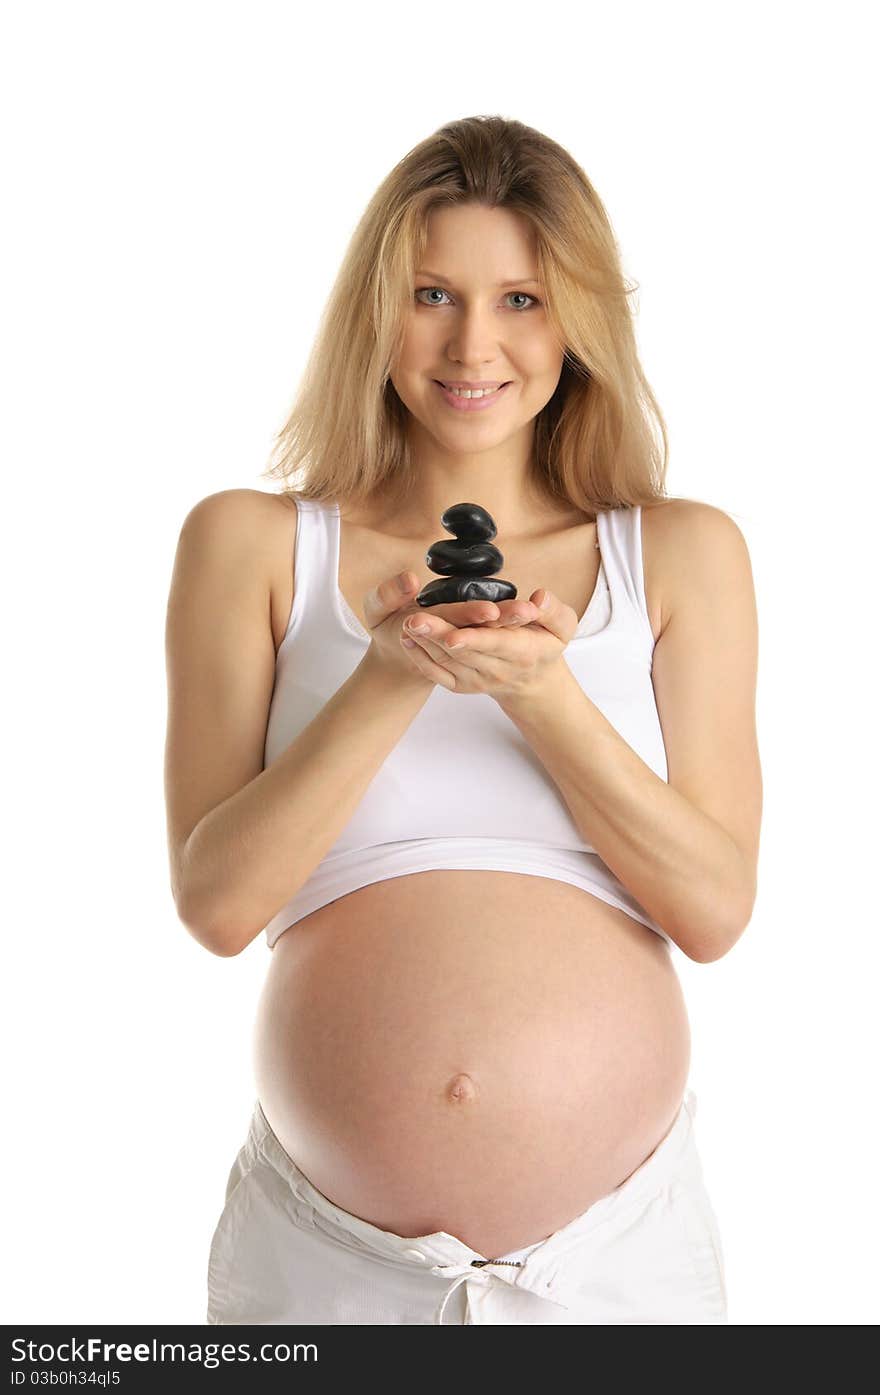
[415,502,517,609]
[426,540,503,576]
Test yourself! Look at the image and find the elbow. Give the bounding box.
[202,929,249,959]
[194,932,244,959]
[685,897,756,964]
[176,892,252,958]
[687,929,742,964]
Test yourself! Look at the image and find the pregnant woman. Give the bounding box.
[164,115,762,1325]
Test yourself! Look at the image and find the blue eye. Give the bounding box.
[415,287,540,310]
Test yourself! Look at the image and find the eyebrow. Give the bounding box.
[415,270,541,289]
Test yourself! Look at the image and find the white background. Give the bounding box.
[3,0,877,1327]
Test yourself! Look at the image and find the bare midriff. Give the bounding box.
[252,869,691,1259]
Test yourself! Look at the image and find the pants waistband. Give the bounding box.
[243,1086,702,1278]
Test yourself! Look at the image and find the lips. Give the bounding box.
[433,380,512,412]
[435,381,509,391]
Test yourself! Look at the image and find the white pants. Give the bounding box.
[207,1086,727,1325]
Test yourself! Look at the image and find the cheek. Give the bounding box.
[392,322,437,387]
[519,343,565,401]
[405,318,440,359]
[516,329,563,374]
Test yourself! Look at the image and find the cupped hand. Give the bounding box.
[399,589,579,699]
[362,571,504,684]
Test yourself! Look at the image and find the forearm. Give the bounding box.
[179,652,432,956]
[497,664,751,961]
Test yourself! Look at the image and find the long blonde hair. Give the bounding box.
[261,114,672,518]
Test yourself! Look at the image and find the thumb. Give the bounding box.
[363,570,420,625]
[395,570,419,599]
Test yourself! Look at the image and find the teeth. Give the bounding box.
[442,384,501,398]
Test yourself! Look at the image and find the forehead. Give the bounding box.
[418,203,539,283]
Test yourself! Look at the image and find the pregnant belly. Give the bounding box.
[252,870,691,1260]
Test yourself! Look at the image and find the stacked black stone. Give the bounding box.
[415,502,518,609]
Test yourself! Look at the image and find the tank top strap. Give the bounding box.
[596,506,654,646]
[286,496,342,643]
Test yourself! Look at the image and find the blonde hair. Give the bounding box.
[260,114,673,518]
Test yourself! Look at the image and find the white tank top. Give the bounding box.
[260,497,673,950]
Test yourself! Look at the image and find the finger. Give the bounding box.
[403,621,465,666]
[485,603,542,628]
[414,630,473,661]
[404,610,519,654]
[363,571,421,627]
[399,631,455,689]
[528,590,579,641]
[403,603,500,642]
[428,599,501,626]
[415,626,497,662]
[459,595,544,629]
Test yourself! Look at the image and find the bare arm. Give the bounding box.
[497,664,751,962]
[164,491,496,959]
[495,503,761,963]
[179,651,430,955]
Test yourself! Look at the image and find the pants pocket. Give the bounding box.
[206,1132,325,1324]
[206,1141,258,1324]
[669,1180,729,1322]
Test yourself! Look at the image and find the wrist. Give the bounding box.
[359,644,434,702]
[496,659,578,718]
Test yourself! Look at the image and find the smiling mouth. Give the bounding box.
[434,381,511,391]
[432,385,513,396]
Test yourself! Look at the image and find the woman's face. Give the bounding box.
[389,204,565,451]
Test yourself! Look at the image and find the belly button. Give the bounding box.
[446,1072,478,1103]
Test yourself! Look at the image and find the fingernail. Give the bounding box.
[397,571,412,592]
[539,591,551,610]
[407,620,429,634]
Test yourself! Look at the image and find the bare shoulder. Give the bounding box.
[641,497,752,638]
[177,489,298,650]
[182,486,289,536]
[182,487,293,579]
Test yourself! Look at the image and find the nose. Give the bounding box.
[445,302,505,367]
